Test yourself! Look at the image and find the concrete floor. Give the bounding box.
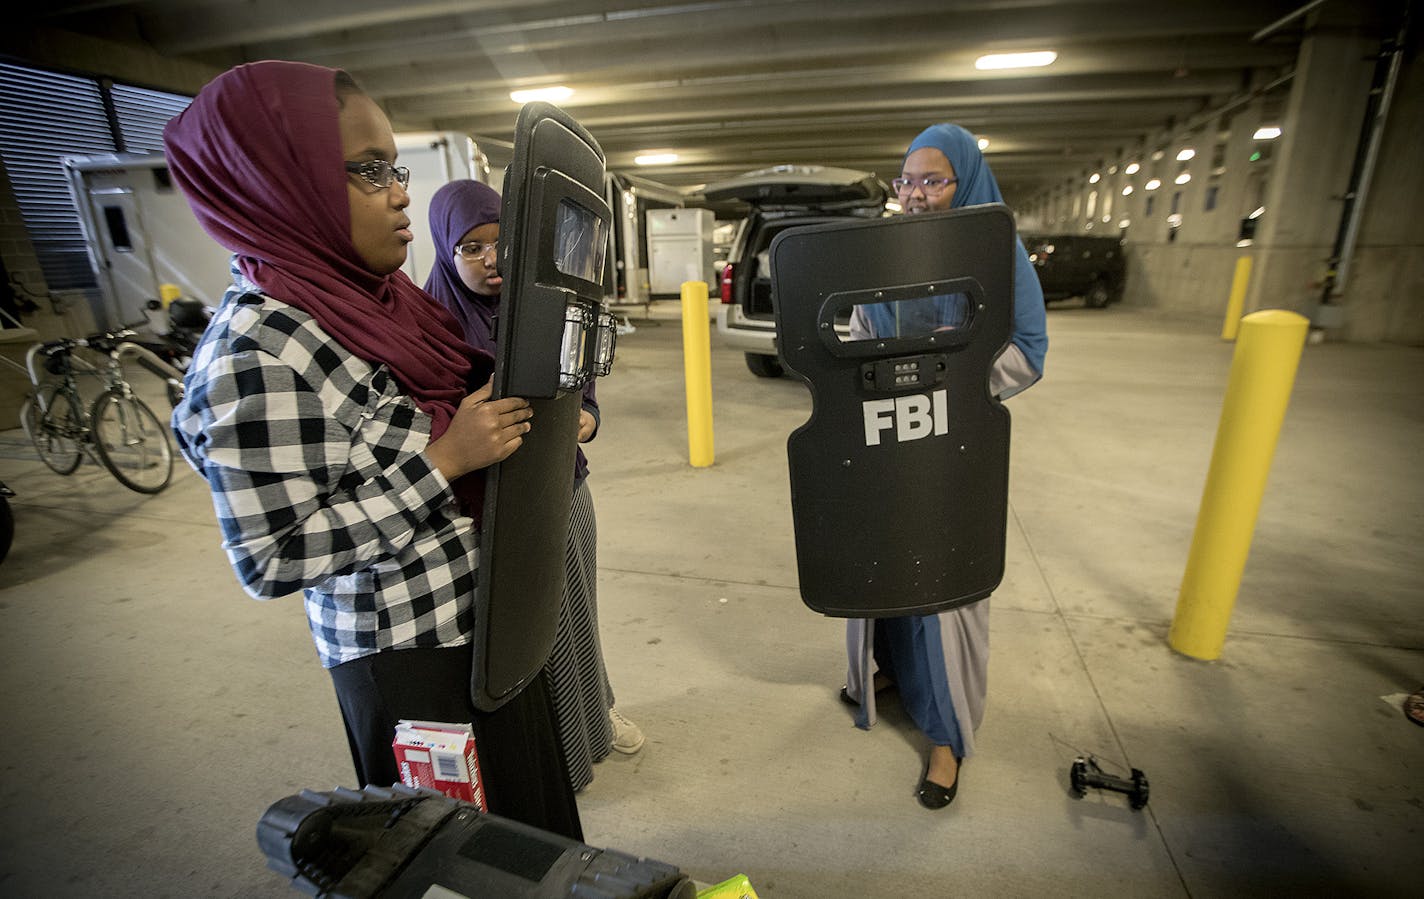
[0,302,1420,897]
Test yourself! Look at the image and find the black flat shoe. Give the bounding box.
[917,759,961,810]
[840,677,896,707]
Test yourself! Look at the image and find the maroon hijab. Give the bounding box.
[163,60,492,510]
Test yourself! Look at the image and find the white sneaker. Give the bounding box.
[609,707,645,754]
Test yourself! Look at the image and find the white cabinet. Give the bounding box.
[646,207,715,295]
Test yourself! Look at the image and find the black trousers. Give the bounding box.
[328,644,582,841]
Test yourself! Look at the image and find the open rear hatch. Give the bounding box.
[701,164,887,211]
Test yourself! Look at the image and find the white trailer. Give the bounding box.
[63,152,233,329]
[63,132,493,328]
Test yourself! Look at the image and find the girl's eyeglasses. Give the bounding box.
[344,159,411,190]
[891,176,957,196]
[455,240,498,262]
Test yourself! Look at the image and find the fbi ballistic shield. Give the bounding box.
[472,103,617,712]
[771,204,1016,618]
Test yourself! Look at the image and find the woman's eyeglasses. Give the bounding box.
[455,240,498,262]
[891,176,958,196]
[344,160,411,190]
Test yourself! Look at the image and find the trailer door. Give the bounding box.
[87,185,158,327]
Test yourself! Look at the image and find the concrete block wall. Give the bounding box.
[0,156,97,427]
[1122,244,1250,325]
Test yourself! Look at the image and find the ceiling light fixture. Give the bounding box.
[509,86,574,104]
[977,137,989,150]
[1089,172,1101,184]
[1122,185,1133,196]
[1253,126,1282,140]
[1124,162,1140,175]
[975,50,1058,70]
[1176,148,1195,161]
[634,153,678,166]
[1145,178,1162,190]
[1175,172,1192,184]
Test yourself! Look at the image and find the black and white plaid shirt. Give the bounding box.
[173,281,476,668]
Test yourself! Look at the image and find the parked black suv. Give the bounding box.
[706,165,888,377]
[1020,232,1126,308]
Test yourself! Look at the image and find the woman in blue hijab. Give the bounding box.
[843,124,1048,809]
[424,180,646,792]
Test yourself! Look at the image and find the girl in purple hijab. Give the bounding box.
[164,61,580,839]
[424,179,645,791]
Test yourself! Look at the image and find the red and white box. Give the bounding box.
[391,719,487,811]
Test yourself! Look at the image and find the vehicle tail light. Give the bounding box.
[720,262,734,303]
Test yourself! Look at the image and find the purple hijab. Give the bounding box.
[163,61,493,513]
[424,179,503,351]
[424,179,599,480]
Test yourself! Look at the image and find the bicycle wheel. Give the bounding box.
[22,384,84,475]
[90,392,174,494]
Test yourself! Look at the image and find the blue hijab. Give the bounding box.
[863,123,1047,375]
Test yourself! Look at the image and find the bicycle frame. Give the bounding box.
[22,332,184,417]
[21,330,180,493]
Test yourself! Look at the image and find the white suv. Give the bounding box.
[706,165,887,377]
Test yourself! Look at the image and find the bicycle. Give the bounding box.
[18,329,179,494]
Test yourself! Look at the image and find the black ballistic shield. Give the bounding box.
[771,204,1016,617]
[472,103,613,711]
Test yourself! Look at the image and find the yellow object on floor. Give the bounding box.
[695,873,759,899]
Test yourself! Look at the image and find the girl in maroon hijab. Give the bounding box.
[164,60,580,839]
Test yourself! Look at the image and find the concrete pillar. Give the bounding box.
[1338,19,1424,344]
[1244,13,1377,320]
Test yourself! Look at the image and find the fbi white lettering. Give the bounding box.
[863,389,949,446]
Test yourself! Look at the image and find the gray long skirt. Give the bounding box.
[844,599,991,758]
[544,478,615,791]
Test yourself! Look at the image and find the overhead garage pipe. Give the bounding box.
[1318,4,1410,305]
[1252,0,1331,43]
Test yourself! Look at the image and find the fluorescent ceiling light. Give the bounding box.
[1175,172,1192,184]
[634,153,678,166]
[510,86,574,104]
[1121,185,1133,196]
[1145,178,1161,190]
[975,51,1057,70]
[977,138,989,150]
[1249,206,1266,219]
[1253,126,1282,140]
[1176,148,1195,161]
[1088,172,1100,184]
[1124,162,1140,174]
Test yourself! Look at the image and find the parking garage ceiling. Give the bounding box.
[13,1,1384,203]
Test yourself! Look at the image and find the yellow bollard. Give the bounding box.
[680,280,715,467]
[1169,309,1310,660]
[159,282,183,307]
[1220,256,1252,341]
